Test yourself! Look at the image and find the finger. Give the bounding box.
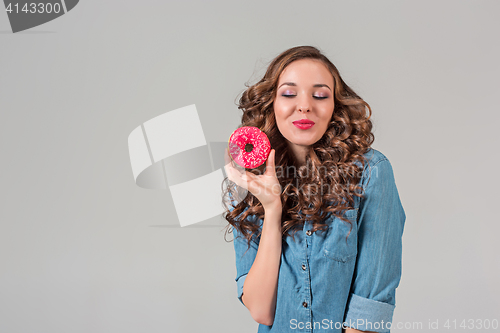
[240,173,257,195]
[227,146,247,173]
[223,147,233,177]
[226,165,248,189]
[265,149,277,177]
[225,152,251,190]
[242,170,257,183]
[224,146,236,168]
[224,148,240,182]
[224,147,241,176]
[224,146,230,164]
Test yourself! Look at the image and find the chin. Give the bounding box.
[291,134,318,144]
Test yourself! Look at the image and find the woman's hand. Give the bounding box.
[224,147,282,210]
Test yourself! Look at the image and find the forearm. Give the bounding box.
[241,203,282,326]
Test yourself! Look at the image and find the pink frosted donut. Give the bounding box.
[228,126,271,169]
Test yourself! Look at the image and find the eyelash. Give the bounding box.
[282,94,328,100]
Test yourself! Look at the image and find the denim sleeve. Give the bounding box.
[344,158,406,333]
[233,221,260,306]
[228,194,261,307]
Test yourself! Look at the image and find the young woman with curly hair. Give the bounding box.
[222,45,406,333]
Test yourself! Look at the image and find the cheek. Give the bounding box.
[273,104,290,123]
[273,110,291,135]
[318,109,334,131]
[321,105,335,121]
[274,113,287,130]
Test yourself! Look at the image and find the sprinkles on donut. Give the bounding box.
[228,126,271,169]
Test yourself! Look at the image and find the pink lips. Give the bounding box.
[293,119,315,129]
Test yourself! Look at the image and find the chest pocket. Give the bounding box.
[323,208,358,263]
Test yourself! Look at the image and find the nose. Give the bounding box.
[298,106,310,113]
[297,94,311,113]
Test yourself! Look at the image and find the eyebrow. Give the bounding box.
[278,82,332,91]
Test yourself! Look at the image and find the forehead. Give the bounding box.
[278,59,333,85]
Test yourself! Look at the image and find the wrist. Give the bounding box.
[263,200,282,214]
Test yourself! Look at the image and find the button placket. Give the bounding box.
[304,221,313,248]
[301,221,312,316]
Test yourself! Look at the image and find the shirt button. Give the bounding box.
[302,301,308,308]
[301,264,306,270]
[306,230,312,236]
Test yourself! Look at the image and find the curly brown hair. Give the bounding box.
[222,45,374,250]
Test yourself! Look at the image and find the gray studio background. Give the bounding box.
[1,1,499,332]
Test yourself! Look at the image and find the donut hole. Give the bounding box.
[244,143,253,153]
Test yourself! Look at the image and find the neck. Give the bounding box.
[289,143,310,167]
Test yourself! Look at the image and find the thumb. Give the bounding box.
[265,149,276,176]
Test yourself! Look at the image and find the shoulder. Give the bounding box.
[352,147,390,173]
[357,148,397,188]
[361,147,390,168]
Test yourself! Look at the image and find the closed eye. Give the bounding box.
[282,95,328,99]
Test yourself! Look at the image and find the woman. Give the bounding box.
[222,45,406,333]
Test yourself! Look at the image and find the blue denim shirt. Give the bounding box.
[229,148,406,333]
